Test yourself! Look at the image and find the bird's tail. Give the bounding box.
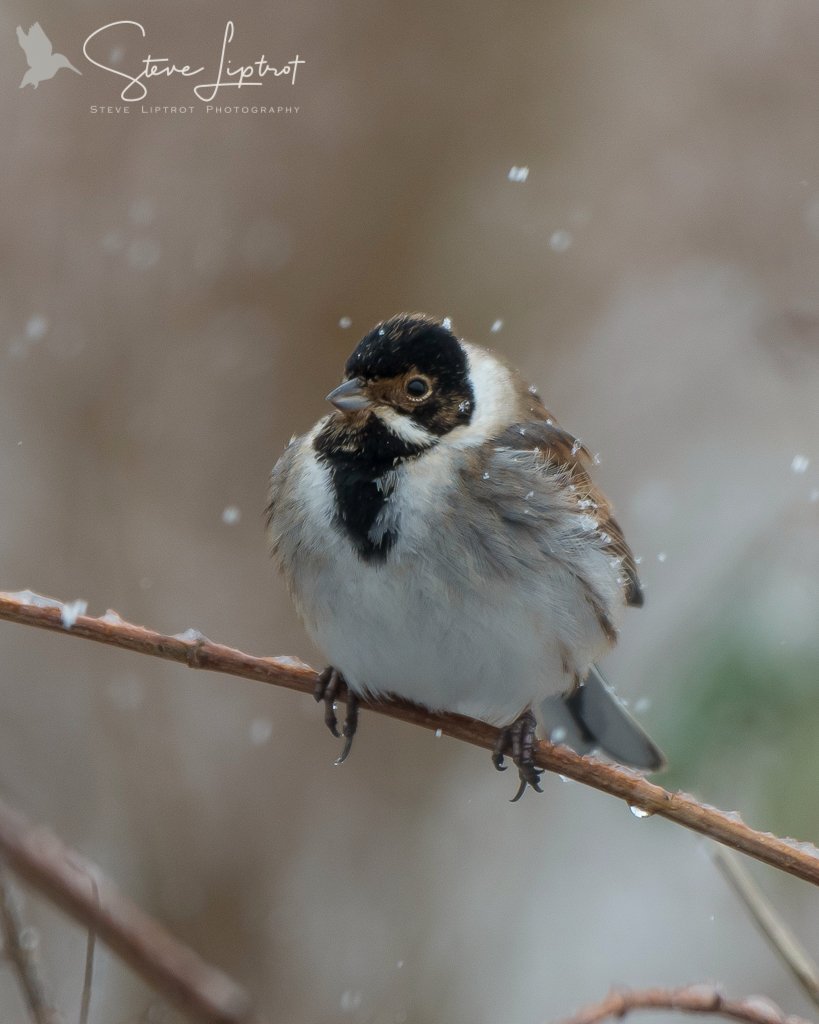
[538,664,665,771]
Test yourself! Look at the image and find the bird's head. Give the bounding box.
[324,314,474,455]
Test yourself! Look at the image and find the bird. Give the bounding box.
[17,23,82,89]
[267,313,664,798]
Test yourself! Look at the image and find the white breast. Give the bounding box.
[276,436,614,727]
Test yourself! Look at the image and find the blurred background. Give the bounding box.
[2,1,819,1022]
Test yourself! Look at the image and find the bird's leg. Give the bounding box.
[336,692,359,766]
[314,666,360,764]
[492,710,543,801]
[314,666,343,737]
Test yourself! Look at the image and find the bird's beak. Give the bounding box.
[326,378,373,411]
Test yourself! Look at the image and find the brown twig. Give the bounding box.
[713,846,819,1009]
[0,798,264,1024]
[0,866,63,1024]
[550,984,813,1024]
[2,591,819,888]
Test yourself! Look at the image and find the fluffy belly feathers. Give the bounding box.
[275,451,617,726]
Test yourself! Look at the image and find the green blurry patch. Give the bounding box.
[661,633,819,837]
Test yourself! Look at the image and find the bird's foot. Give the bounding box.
[314,666,359,765]
[492,710,543,801]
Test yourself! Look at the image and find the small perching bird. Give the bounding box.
[17,23,82,89]
[267,314,664,798]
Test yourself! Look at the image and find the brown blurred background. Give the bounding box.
[2,1,819,1021]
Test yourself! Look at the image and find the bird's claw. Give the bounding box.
[493,710,543,800]
[334,692,359,765]
[315,666,359,762]
[315,666,342,737]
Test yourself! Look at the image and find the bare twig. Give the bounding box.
[713,846,819,1009]
[550,984,813,1024]
[0,865,63,1024]
[0,798,264,1024]
[77,924,95,1024]
[77,871,99,1024]
[2,591,819,888]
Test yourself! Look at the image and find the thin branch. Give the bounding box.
[713,846,819,1009]
[0,866,63,1024]
[550,984,813,1024]
[0,798,265,1024]
[2,591,819,889]
[77,924,95,1024]
[77,871,99,1024]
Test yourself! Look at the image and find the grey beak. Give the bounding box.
[326,377,373,411]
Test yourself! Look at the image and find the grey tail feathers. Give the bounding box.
[538,664,665,771]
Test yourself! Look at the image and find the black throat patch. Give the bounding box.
[314,414,428,561]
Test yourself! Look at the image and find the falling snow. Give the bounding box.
[18,927,39,951]
[222,505,242,525]
[25,315,49,340]
[549,229,573,252]
[127,238,161,270]
[249,718,273,745]
[129,198,156,225]
[340,991,362,1013]
[107,674,145,712]
[507,166,529,182]
[791,454,810,474]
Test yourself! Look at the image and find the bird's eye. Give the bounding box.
[405,377,431,399]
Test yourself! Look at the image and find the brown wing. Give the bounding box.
[497,387,644,608]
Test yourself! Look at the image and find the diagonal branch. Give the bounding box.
[713,847,819,1009]
[549,984,814,1024]
[0,796,265,1024]
[2,591,819,888]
